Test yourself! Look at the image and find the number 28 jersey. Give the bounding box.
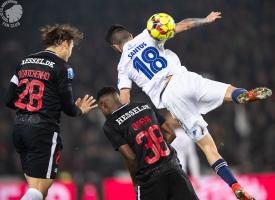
[103,103,178,181]
[8,50,81,131]
[117,29,187,108]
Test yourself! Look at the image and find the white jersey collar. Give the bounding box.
[112,103,129,114]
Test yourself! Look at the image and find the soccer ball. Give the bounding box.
[147,13,176,41]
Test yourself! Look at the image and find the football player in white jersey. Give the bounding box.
[105,11,272,200]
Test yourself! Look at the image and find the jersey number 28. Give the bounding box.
[15,78,45,112]
[133,47,167,80]
[135,125,170,164]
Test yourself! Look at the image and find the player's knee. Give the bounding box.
[21,188,43,200]
[196,133,219,155]
[27,178,53,197]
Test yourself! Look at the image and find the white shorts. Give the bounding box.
[161,71,229,141]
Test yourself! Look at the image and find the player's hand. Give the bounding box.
[206,11,221,23]
[75,95,97,114]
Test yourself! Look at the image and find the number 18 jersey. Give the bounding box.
[117,29,187,108]
[103,103,179,181]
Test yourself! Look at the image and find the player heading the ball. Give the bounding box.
[106,11,272,200]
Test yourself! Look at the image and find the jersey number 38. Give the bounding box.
[135,125,170,164]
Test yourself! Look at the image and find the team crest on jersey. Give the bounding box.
[67,68,74,79]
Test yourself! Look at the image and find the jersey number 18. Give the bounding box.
[133,47,167,80]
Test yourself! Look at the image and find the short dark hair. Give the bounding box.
[105,24,131,45]
[40,24,84,47]
[97,86,118,101]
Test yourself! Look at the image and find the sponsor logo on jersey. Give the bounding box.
[128,42,147,59]
[115,105,150,125]
[67,68,74,79]
[21,58,55,68]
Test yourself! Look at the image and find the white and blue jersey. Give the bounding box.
[117,29,229,139]
[117,29,187,108]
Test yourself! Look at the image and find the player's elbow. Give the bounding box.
[5,83,18,109]
[5,94,16,109]
[175,23,191,34]
[5,95,11,107]
[128,154,137,162]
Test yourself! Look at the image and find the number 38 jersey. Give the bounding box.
[6,50,81,131]
[117,29,187,108]
[103,102,178,181]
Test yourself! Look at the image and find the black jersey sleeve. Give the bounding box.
[5,82,18,109]
[57,65,82,117]
[5,66,20,109]
[103,123,127,151]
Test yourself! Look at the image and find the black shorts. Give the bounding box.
[137,169,199,200]
[13,124,63,179]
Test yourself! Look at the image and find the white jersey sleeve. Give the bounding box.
[117,61,132,90]
[117,29,186,108]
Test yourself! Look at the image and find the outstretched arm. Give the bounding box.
[175,11,221,34]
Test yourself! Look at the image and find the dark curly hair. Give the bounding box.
[96,86,118,101]
[40,24,84,47]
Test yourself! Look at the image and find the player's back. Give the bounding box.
[13,50,70,130]
[117,30,187,108]
[103,103,180,181]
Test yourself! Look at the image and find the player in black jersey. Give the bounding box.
[5,24,97,200]
[97,87,198,200]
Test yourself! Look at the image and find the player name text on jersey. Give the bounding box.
[128,42,147,59]
[115,105,150,125]
[18,69,50,80]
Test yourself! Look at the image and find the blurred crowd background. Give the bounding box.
[0,0,274,197]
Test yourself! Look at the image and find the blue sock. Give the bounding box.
[231,88,247,103]
[211,159,237,187]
